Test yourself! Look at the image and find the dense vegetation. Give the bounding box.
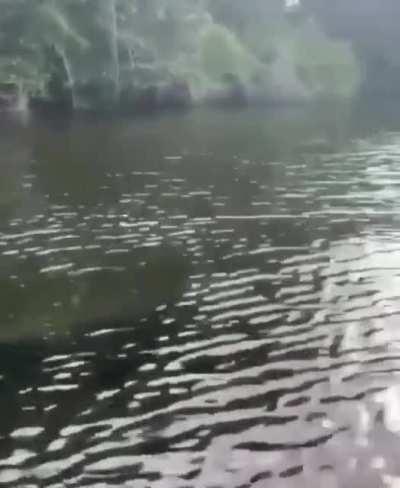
[0,0,364,111]
[302,0,400,97]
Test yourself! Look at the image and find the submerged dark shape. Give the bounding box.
[72,242,192,333]
[0,240,191,346]
[0,240,192,442]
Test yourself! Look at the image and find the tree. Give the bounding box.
[301,0,400,96]
[0,0,366,108]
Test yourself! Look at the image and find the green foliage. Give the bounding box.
[301,0,400,96]
[200,25,261,84]
[0,0,362,109]
[286,20,361,98]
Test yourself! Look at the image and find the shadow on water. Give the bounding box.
[3,102,400,485]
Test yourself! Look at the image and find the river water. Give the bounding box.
[1,103,400,487]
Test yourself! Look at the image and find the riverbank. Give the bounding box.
[0,77,330,120]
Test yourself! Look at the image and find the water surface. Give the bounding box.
[1,104,400,486]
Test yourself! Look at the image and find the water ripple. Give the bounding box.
[2,117,400,486]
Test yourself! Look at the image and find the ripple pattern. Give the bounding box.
[1,117,400,486]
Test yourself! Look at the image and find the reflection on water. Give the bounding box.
[2,104,400,486]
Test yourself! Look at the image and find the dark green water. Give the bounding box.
[1,103,400,486]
